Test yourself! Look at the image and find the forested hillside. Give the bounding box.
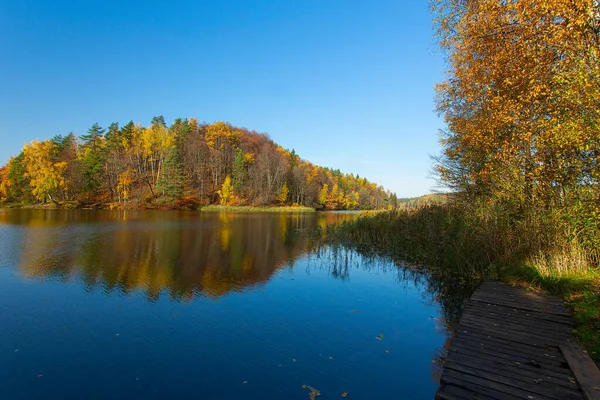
[397,193,449,208]
[0,118,397,209]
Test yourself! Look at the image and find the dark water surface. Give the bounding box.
[0,209,454,399]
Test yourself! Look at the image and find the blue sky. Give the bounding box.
[0,0,445,197]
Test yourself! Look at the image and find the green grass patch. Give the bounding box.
[201,205,315,213]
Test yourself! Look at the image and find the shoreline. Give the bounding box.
[0,202,323,213]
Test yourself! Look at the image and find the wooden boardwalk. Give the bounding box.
[436,282,600,400]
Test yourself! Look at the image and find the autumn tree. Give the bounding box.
[218,175,233,205]
[277,182,289,204]
[432,0,600,209]
[22,140,68,203]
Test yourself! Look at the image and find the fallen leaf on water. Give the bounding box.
[342,392,348,397]
[376,334,384,340]
[350,310,359,313]
[569,377,576,383]
[302,385,321,400]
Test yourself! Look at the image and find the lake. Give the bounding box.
[0,209,462,399]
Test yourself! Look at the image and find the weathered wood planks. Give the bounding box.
[436,282,600,400]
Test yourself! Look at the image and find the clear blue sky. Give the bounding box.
[0,0,445,197]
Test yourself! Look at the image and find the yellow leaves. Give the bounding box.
[22,140,67,201]
[217,176,233,205]
[434,0,600,205]
[277,182,289,204]
[117,168,135,202]
[205,122,240,149]
[244,152,256,165]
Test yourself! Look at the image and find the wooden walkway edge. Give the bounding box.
[436,282,600,400]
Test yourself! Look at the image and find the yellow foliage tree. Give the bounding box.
[0,163,10,202]
[205,122,240,149]
[277,182,289,204]
[218,175,233,205]
[117,168,135,204]
[22,140,67,202]
[432,0,600,208]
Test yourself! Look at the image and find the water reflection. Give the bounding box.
[0,209,478,323]
[0,210,358,301]
[0,209,477,398]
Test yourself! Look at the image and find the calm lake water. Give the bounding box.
[0,209,462,399]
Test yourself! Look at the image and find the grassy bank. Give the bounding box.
[201,205,315,213]
[323,202,600,361]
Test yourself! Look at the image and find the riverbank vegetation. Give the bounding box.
[0,118,397,210]
[325,0,600,359]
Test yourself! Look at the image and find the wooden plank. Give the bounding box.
[470,296,571,316]
[445,360,583,396]
[451,336,570,367]
[462,330,563,355]
[437,382,521,400]
[464,303,575,328]
[444,360,584,399]
[560,343,600,400]
[471,288,569,309]
[440,373,529,400]
[471,288,565,306]
[459,315,573,342]
[458,319,573,346]
[459,311,573,338]
[459,314,574,342]
[454,324,563,349]
[447,345,574,375]
[449,341,571,371]
[447,351,580,386]
[475,284,565,305]
[437,282,590,400]
[442,367,568,399]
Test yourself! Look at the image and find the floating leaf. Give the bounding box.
[342,392,348,397]
[376,334,384,340]
[302,385,321,400]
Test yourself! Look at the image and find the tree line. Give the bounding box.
[0,117,398,210]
